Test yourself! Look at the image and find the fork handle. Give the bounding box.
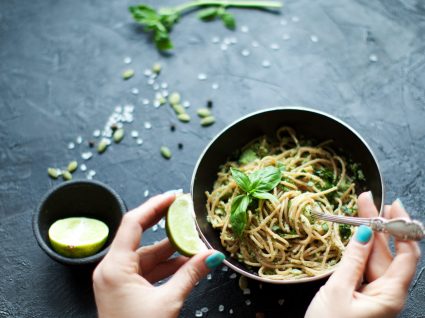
[370,218,425,241]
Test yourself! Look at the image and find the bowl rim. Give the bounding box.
[191,106,385,284]
[32,179,127,265]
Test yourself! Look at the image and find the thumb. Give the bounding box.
[165,250,225,300]
[327,225,374,290]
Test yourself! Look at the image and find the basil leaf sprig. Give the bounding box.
[230,166,281,237]
[129,0,282,51]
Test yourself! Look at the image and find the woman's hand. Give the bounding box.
[93,193,225,318]
[306,192,421,318]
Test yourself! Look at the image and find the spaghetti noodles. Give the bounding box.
[205,127,362,280]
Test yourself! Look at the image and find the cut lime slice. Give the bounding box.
[48,217,109,258]
[166,194,203,257]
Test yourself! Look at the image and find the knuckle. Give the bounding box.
[93,263,118,287]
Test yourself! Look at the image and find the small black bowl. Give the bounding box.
[191,106,384,284]
[33,180,126,266]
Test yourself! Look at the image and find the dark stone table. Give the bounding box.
[1,0,424,317]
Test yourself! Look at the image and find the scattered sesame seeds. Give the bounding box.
[241,49,250,57]
[144,122,152,129]
[153,100,161,108]
[310,35,319,42]
[153,83,160,90]
[67,142,75,150]
[93,130,101,137]
[201,307,209,313]
[81,152,93,160]
[144,189,149,197]
[224,38,231,45]
[198,73,207,81]
[243,288,251,295]
[136,138,143,145]
[280,19,288,25]
[270,43,280,50]
[221,266,229,272]
[207,273,212,280]
[195,310,203,317]
[182,101,191,108]
[131,130,139,138]
[251,41,259,48]
[142,99,150,105]
[123,56,132,64]
[212,36,220,43]
[218,305,225,312]
[86,170,96,180]
[144,69,153,77]
[282,33,291,41]
[152,224,158,232]
[241,25,249,33]
[162,90,169,97]
[245,299,251,306]
[76,136,83,144]
[115,106,122,113]
[369,54,378,62]
[147,78,155,85]
[212,83,219,90]
[230,37,238,44]
[131,88,139,95]
[220,43,228,51]
[292,16,300,22]
[262,60,271,68]
[161,82,168,89]
[80,164,87,172]
[229,309,234,314]
[278,299,285,306]
[230,273,237,279]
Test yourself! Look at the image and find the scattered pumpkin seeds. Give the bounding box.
[48,168,60,179]
[62,171,72,181]
[238,276,248,290]
[97,139,109,154]
[196,108,211,118]
[113,128,125,143]
[160,146,172,159]
[177,113,191,123]
[169,92,181,105]
[122,69,135,80]
[200,116,215,126]
[67,161,78,173]
[152,62,162,74]
[172,104,186,115]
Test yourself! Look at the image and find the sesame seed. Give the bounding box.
[212,83,219,90]
[93,130,101,137]
[262,60,271,68]
[80,164,87,172]
[278,299,285,306]
[245,299,251,306]
[136,138,143,145]
[251,41,259,48]
[280,19,288,25]
[198,73,207,81]
[81,152,93,160]
[292,16,300,22]
[123,57,132,64]
[131,88,139,95]
[282,33,291,41]
[67,142,75,150]
[218,305,224,312]
[76,136,83,144]
[369,54,378,62]
[142,99,150,105]
[241,49,250,57]
[144,122,152,129]
[131,130,139,138]
[270,43,280,50]
[241,25,249,33]
[310,35,319,42]
[212,36,220,43]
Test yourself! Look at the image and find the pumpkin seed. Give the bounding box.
[160,146,172,159]
[172,104,186,115]
[113,128,125,143]
[169,92,181,105]
[48,168,59,179]
[122,69,135,80]
[177,113,191,123]
[62,171,72,181]
[196,108,211,118]
[200,116,215,126]
[97,140,109,154]
[67,161,78,173]
[152,62,162,74]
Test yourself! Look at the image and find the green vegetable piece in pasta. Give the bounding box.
[230,194,250,237]
[239,148,258,165]
[339,224,352,240]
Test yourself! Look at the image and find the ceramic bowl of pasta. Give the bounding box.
[191,107,384,284]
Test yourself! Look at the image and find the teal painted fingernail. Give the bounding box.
[396,198,405,210]
[355,225,373,244]
[205,252,225,269]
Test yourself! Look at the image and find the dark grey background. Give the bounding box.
[1,0,424,317]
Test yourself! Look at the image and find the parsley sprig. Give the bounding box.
[129,0,283,51]
[230,166,281,237]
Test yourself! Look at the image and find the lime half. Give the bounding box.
[166,194,203,257]
[48,217,109,258]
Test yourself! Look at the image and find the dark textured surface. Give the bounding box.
[1,0,424,317]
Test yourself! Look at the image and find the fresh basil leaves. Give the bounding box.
[229,166,281,237]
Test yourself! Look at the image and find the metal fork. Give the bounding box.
[312,208,425,241]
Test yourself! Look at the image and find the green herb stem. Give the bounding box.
[175,0,282,13]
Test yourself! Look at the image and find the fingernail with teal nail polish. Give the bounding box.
[396,198,405,210]
[356,225,373,244]
[205,252,225,269]
[164,189,183,195]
